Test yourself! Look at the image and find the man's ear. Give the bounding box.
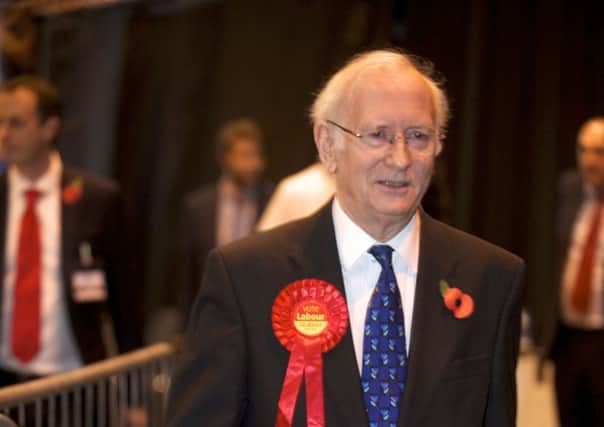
[314,122,337,174]
[41,116,60,145]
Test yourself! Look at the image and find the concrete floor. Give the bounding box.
[517,352,559,427]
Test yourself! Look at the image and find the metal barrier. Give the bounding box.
[0,342,177,427]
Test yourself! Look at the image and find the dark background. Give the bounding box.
[10,0,603,340]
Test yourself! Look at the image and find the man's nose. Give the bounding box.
[385,140,411,169]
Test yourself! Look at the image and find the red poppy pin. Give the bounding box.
[62,177,83,204]
[439,280,474,319]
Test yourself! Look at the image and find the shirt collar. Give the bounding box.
[8,151,63,196]
[332,197,420,273]
[218,175,257,200]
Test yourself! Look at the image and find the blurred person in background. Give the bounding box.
[535,117,604,427]
[0,75,141,387]
[178,118,273,323]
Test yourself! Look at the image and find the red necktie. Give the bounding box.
[11,189,41,363]
[571,200,603,314]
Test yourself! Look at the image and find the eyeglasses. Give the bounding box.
[326,119,439,152]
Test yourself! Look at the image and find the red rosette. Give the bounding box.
[272,279,349,427]
[272,278,348,352]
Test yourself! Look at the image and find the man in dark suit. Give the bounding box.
[169,50,524,426]
[178,118,273,322]
[533,117,604,427]
[0,75,141,386]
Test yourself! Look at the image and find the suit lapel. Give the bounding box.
[285,203,368,427]
[60,169,80,298]
[399,213,460,427]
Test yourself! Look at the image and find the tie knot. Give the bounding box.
[368,244,394,269]
[25,189,40,205]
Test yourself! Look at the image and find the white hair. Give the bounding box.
[309,49,450,139]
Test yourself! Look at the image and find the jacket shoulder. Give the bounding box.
[63,166,121,197]
[424,215,525,271]
[558,170,581,193]
[182,184,217,211]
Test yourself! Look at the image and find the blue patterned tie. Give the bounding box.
[361,245,407,427]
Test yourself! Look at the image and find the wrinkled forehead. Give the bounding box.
[336,66,436,125]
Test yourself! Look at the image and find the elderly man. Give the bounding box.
[169,50,525,427]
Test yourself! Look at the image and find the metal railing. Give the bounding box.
[0,342,177,427]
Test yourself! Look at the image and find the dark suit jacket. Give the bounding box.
[178,180,274,321]
[0,166,142,365]
[169,203,525,427]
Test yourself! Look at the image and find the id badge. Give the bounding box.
[71,270,107,302]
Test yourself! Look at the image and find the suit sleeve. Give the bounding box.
[168,248,247,426]
[484,261,526,426]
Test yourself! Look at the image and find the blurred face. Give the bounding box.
[577,120,604,191]
[315,69,441,241]
[0,87,57,175]
[222,137,265,188]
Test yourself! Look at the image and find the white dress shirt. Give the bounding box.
[1,153,83,375]
[216,177,259,246]
[332,198,420,373]
[561,189,604,329]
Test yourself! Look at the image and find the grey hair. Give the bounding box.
[309,49,450,139]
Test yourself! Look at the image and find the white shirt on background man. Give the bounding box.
[1,153,82,375]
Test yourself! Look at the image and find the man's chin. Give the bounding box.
[378,203,417,220]
[379,195,418,213]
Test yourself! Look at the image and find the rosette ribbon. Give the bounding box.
[272,279,349,427]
